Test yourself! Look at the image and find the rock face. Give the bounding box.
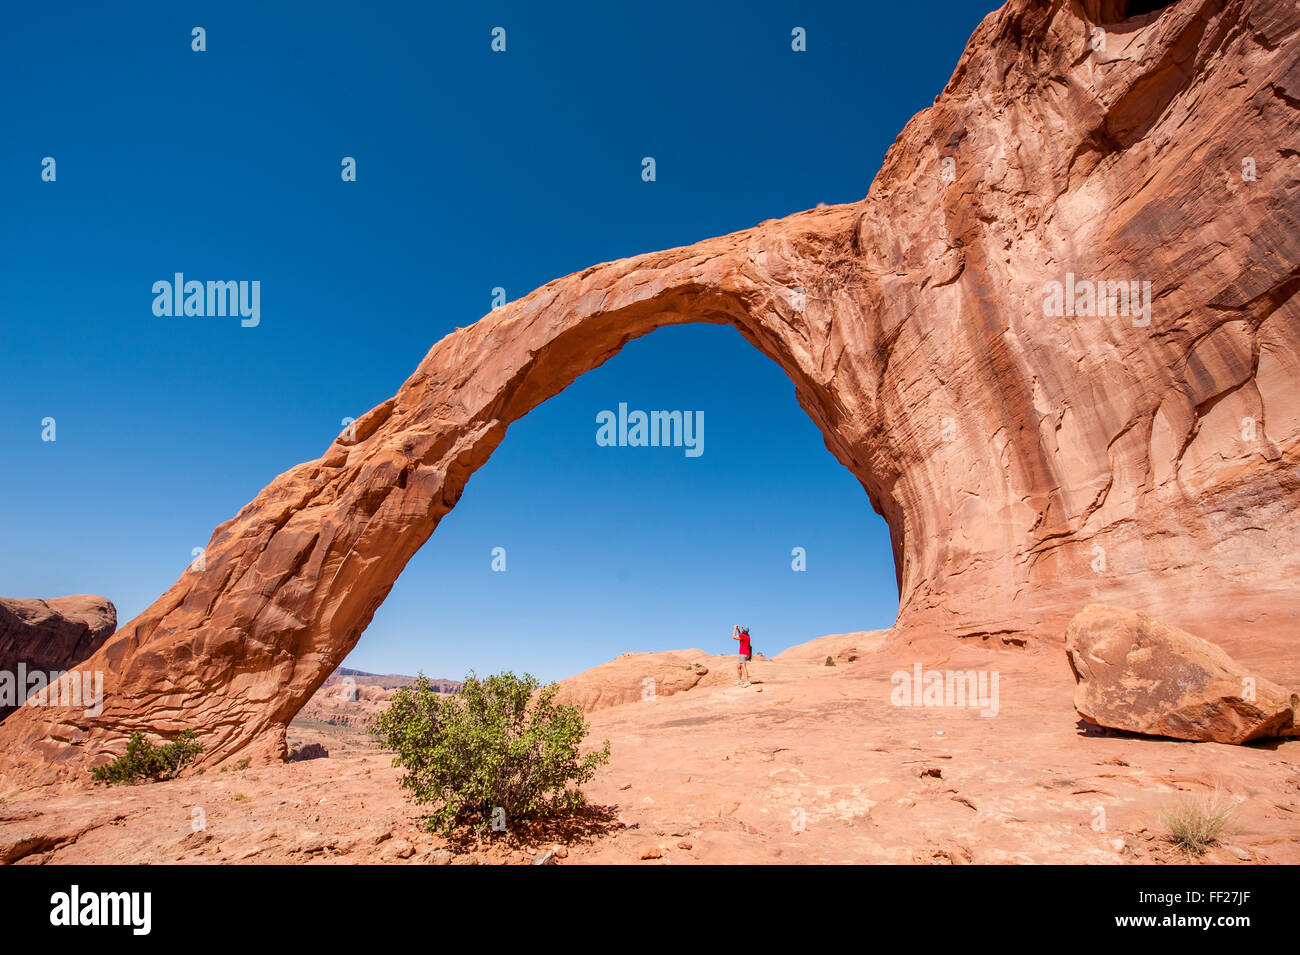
[0,596,116,719]
[1,0,1298,784]
[1066,604,1298,743]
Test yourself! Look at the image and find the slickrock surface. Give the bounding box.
[0,0,1297,781]
[1067,604,1298,743]
[0,596,116,720]
[772,630,890,667]
[4,639,1296,865]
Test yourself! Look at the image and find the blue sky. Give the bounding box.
[0,1,997,682]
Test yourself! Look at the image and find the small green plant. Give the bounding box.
[232,756,251,771]
[91,730,203,785]
[1160,790,1234,856]
[370,671,610,835]
[233,793,249,802]
[825,655,836,667]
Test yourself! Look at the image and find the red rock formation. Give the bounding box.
[0,596,116,720]
[552,650,733,712]
[1,0,1297,784]
[1067,604,1298,742]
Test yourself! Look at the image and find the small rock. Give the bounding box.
[179,831,212,850]
[677,841,693,850]
[618,783,632,791]
[1223,844,1251,861]
[380,838,415,860]
[532,849,556,865]
[637,842,663,860]
[423,848,454,865]
[552,844,568,859]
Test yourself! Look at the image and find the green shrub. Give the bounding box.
[370,671,610,835]
[91,730,203,785]
[1160,790,1234,856]
[825,655,835,666]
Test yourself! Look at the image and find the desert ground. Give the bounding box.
[4,630,1296,866]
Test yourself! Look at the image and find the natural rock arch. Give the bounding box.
[3,0,1298,783]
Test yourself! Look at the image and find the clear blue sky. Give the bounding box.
[0,1,997,682]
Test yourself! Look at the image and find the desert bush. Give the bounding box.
[1160,790,1234,856]
[91,729,203,785]
[824,655,835,666]
[370,671,610,835]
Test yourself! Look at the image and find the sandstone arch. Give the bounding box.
[3,0,1298,783]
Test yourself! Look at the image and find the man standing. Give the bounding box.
[733,624,752,686]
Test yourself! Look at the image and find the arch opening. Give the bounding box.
[345,320,900,684]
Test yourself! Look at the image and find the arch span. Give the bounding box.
[3,0,1298,782]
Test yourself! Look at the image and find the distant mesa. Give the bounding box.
[295,667,462,730]
[323,667,461,694]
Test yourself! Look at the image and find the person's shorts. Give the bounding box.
[739,653,752,662]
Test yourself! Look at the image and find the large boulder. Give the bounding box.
[1065,605,1297,744]
[0,596,117,719]
[553,650,740,713]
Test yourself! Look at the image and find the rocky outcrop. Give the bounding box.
[1066,604,1298,743]
[773,631,890,667]
[552,650,744,713]
[1,0,1298,784]
[0,596,116,719]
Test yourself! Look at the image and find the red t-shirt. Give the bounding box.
[738,632,751,654]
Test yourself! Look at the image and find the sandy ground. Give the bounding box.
[2,642,1297,865]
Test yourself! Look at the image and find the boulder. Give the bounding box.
[1065,605,1298,744]
[553,650,734,713]
[0,596,116,719]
